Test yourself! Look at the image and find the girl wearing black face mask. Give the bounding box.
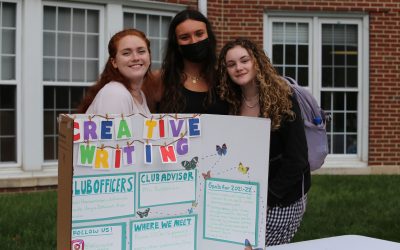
[142,9,229,115]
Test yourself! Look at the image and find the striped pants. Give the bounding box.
[265,194,308,246]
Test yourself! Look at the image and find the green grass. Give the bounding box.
[0,175,399,249]
[294,175,400,243]
[0,190,57,249]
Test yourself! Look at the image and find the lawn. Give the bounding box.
[0,175,399,249]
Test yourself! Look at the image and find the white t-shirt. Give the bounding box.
[86,81,151,115]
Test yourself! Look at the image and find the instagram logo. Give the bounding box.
[71,239,84,250]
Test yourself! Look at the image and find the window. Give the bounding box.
[123,9,174,69]
[265,14,368,165]
[321,24,358,154]
[43,3,102,161]
[272,22,310,87]
[0,1,17,163]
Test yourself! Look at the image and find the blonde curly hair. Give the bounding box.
[217,38,295,130]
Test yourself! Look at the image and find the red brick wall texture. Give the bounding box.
[160,0,400,167]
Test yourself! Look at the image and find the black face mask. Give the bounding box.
[179,38,211,63]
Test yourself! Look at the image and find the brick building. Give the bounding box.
[0,0,399,189]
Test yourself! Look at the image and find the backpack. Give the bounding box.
[284,76,329,171]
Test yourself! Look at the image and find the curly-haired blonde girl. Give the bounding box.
[218,37,311,247]
[218,37,294,130]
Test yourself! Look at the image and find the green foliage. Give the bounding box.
[0,175,399,249]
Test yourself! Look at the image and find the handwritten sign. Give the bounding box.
[62,114,270,250]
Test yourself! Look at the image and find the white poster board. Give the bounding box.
[69,113,270,250]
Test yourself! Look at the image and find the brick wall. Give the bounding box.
[158,0,400,166]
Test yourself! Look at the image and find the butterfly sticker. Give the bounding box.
[216,143,227,156]
[188,207,193,214]
[181,156,199,170]
[136,208,150,218]
[238,162,249,174]
[202,170,211,180]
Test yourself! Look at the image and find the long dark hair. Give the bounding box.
[78,29,151,113]
[159,9,217,113]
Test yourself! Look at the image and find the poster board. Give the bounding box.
[57,113,270,250]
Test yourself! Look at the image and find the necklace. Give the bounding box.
[185,72,201,84]
[242,94,259,109]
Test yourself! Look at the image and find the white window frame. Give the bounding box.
[123,7,177,70]
[264,12,369,168]
[0,0,21,169]
[42,1,105,88]
[41,1,105,168]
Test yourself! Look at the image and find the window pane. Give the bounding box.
[285,67,295,79]
[334,67,345,87]
[149,15,160,37]
[0,85,16,162]
[73,9,85,32]
[57,59,70,81]
[123,13,134,28]
[72,60,85,82]
[43,87,54,109]
[346,134,357,154]
[285,23,297,43]
[57,33,71,57]
[285,45,296,64]
[72,34,85,57]
[43,6,56,30]
[71,87,86,109]
[332,134,345,154]
[86,35,98,58]
[298,67,308,87]
[161,16,171,37]
[1,56,15,80]
[150,39,160,62]
[2,29,16,54]
[86,60,98,82]
[136,14,147,32]
[333,113,344,132]
[44,111,55,135]
[1,137,16,162]
[333,45,345,65]
[43,32,56,56]
[2,2,16,27]
[347,92,357,111]
[0,110,15,135]
[346,113,357,133]
[322,45,333,66]
[56,87,69,109]
[347,67,357,87]
[272,22,284,43]
[322,67,332,87]
[58,7,71,31]
[347,45,358,66]
[87,10,99,33]
[44,136,55,160]
[272,44,283,64]
[297,45,308,65]
[43,58,56,81]
[333,92,345,110]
